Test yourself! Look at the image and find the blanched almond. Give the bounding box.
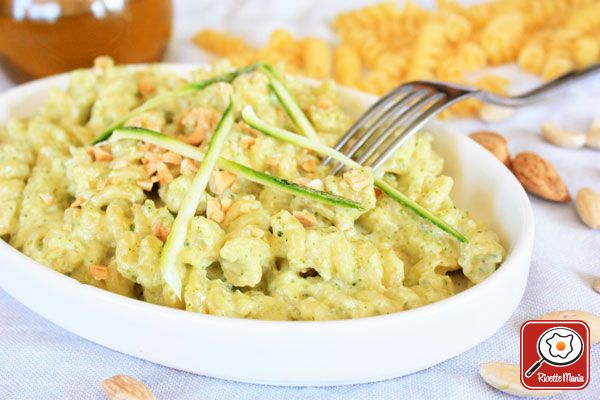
[469,131,511,166]
[480,362,560,398]
[541,122,586,148]
[536,310,600,344]
[478,104,515,123]
[576,188,600,229]
[587,118,600,149]
[293,210,318,227]
[512,152,570,202]
[102,374,156,400]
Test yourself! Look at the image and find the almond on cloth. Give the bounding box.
[575,188,600,229]
[468,131,511,167]
[511,152,570,202]
[102,374,156,400]
[480,362,561,398]
[536,310,600,344]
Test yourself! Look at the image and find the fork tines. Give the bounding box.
[326,82,460,174]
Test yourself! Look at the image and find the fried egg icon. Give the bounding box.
[546,332,574,359]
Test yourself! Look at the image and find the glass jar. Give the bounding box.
[0,0,173,80]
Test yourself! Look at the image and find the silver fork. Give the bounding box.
[325,63,600,174]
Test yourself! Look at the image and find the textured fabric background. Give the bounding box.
[0,1,599,398]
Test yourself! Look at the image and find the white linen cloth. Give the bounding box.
[0,1,599,398]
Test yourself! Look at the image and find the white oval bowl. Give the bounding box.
[0,64,534,386]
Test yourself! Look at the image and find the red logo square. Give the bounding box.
[520,320,590,390]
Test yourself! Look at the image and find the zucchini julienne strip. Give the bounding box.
[159,98,235,297]
[109,129,363,211]
[241,106,468,243]
[92,63,262,144]
[259,64,319,141]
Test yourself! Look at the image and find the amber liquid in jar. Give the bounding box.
[0,0,172,80]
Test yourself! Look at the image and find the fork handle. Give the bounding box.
[477,63,600,107]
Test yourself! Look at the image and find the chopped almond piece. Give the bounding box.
[339,222,354,232]
[155,162,173,185]
[230,180,241,193]
[137,179,154,191]
[88,264,109,280]
[294,177,324,191]
[39,193,55,205]
[96,178,108,191]
[162,151,182,165]
[180,158,199,174]
[220,197,233,212]
[151,223,171,242]
[112,159,129,169]
[264,157,280,167]
[237,121,259,137]
[89,146,113,162]
[301,159,317,172]
[317,95,333,109]
[143,152,163,163]
[240,136,256,149]
[63,223,72,232]
[178,130,205,146]
[209,170,236,195]
[176,107,220,146]
[70,197,85,208]
[249,226,264,238]
[145,162,158,175]
[305,178,324,191]
[206,197,225,223]
[343,170,370,191]
[293,210,318,228]
[139,143,151,152]
[138,75,156,98]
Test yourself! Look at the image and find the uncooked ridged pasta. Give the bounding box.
[334,45,362,86]
[191,0,600,117]
[302,37,332,79]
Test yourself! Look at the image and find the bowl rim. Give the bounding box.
[0,63,535,329]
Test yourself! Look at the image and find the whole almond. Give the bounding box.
[536,310,600,344]
[541,122,586,149]
[102,375,156,400]
[480,362,561,397]
[575,188,600,229]
[511,152,570,202]
[469,131,511,167]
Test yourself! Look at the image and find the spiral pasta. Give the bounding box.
[192,0,600,117]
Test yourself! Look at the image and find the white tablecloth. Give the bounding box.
[1,1,599,398]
